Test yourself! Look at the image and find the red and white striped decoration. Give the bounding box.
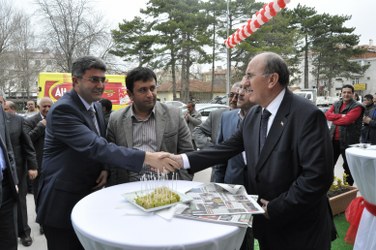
[224,0,291,48]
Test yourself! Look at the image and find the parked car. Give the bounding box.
[195,103,229,122]
[211,95,228,105]
[164,101,186,110]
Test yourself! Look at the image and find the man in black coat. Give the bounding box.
[0,93,18,250]
[169,52,336,250]
[4,101,38,246]
[24,96,53,235]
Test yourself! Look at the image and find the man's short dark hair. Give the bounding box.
[99,98,112,112]
[71,56,106,78]
[364,94,373,101]
[262,52,290,87]
[341,84,354,93]
[126,67,157,94]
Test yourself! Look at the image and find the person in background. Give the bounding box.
[99,98,112,125]
[362,103,376,144]
[325,84,364,186]
[168,52,336,250]
[25,100,38,118]
[354,92,360,102]
[216,76,255,250]
[373,93,376,105]
[35,56,178,250]
[215,76,255,185]
[24,97,53,235]
[184,101,202,149]
[0,93,18,250]
[106,67,194,185]
[4,101,38,247]
[361,94,375,142]
[192,82,240,181]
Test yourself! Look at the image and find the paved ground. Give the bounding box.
[20,157,346,249]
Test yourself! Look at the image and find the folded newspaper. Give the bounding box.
[175,183,264,227]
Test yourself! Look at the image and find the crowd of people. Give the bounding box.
[0,52,376,250]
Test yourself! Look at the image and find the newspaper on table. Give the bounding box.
[174,183,264,227]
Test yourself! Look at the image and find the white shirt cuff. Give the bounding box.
[181,154,191,169]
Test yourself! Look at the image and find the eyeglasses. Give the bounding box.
[80,76,106,84]
[227,92,239,98]
[238,87,252,93]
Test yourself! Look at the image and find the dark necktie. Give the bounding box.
[88,107,100,134]
[259,109,271,154]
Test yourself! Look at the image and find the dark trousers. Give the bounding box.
[332,140,354,185]
[240,227,254,250]
[17,167,31,237]
[44,225,84,250]
[0,171,18,250]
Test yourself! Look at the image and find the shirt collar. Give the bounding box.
[130,105,156,121]
[77,94,94,111]
[264,88,286,116]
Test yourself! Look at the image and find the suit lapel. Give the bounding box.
[155,103,166,150]
[256,91,292,172]
[123,106,133,147]
[94,102,106,136]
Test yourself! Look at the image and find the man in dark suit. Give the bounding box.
[24,96,53,235]
[191,82,238,181]
[0,94,18,250]
[170,52,336,250]
[216,77,255,250]
[215,76,254,186]
[36,56,179,250]
[4,101,38,246]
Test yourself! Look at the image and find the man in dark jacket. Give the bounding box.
[4,101,38,246]
[0,93,18,250]
[325,85,364,185]
[24,96,53,235]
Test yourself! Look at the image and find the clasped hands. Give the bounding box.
[144,152,184,173]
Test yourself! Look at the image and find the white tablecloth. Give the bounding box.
[71,180,246,250]
[346,147,376,249]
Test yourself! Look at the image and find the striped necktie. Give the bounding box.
[88,106,100,134]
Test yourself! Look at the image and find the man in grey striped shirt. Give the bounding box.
[106,67,194,185]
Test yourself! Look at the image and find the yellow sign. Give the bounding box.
[353,83,366,91]
[38,72,130,110]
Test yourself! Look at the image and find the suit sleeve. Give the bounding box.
[177,111,195,154]
[21,118,38,170]
[49,103,145,172]
[187,128,244,174]
[24,118,45,143]
[191,115,214,149]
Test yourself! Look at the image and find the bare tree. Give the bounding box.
[35,0,108,71]
[0,0,22,91]
[10,14,45,99]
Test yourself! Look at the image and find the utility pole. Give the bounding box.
[226,0,231,106]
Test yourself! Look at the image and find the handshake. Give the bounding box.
[144,152,185,173]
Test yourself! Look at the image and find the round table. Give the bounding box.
[71,180,246,250]
[346,147,376,250]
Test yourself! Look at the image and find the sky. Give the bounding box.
[14,0,375,46]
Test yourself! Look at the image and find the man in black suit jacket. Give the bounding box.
[170,52,336,250]
[24,97,53,235]
[36,56,179,250]
[4,101,38,246]
[0,94,18,250]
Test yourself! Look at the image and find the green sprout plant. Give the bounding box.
[328,173,352,198]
